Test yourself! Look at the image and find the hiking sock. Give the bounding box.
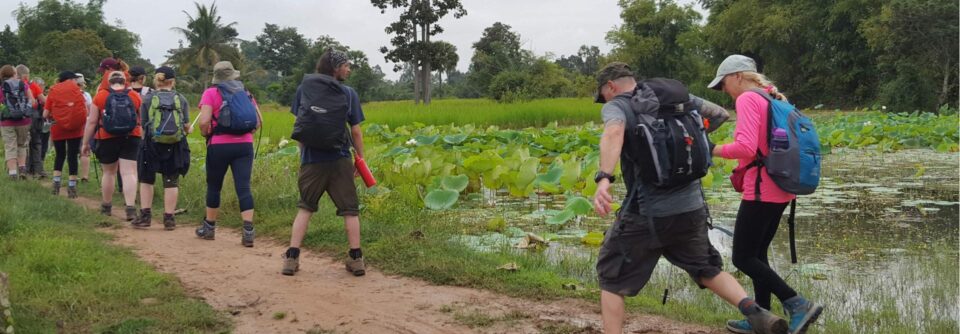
[349,248,363,260]
[52,175,62,183]
[204,219,216,226]
[8,170,16,176]
[67,179,77,187]
[286,247,300,259]
[738,298,762,316]
[242,221,254,231]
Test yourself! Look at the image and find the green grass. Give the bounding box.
[0,177,229,333]
[259,97,600,128]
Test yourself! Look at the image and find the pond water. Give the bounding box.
[453,149,959,333]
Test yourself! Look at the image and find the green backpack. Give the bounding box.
[148,91,184,144]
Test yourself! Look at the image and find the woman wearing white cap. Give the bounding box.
[708,55,823,334]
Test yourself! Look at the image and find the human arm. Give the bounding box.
[714,93,766,159]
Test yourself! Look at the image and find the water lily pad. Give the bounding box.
[443,134,467,145]
[441,175,469,192]
[546,209,576,225]
[581,231,604,246]
[504,227,526,238]
[564,196,593,215]
[424,189,459,210]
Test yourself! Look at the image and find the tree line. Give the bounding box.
[0,0,955,112]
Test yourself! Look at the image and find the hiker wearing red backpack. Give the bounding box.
[81,71,143,221]
[709,55,823,334]
[43,71,89,198]
[196,61,262,247]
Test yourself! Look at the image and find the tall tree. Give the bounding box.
[167,2,241,84]
[468,22,523,97]
[430,41,458,97]
[0,26,24,66]
[606,0,702,81]
[255,23,309,76]
[371,0,467,105]
[556,45,602,76]
[33,29,111,75]
[862,0,959,111]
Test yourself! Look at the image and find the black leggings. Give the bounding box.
[731,200,798,309]
[205,143,254,211]
[53,138,81,176]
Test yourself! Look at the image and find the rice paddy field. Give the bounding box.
[35,98,960,333]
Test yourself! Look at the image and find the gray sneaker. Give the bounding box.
[747,308,788,334]
[345,257,366,276]
[241,226,255,247]
[67,185,77,199]
[195,220,215,240]
[281,255,299,276]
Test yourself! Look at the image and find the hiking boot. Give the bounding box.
[195,219,216,240]
[80,178,88,183]
[100,203,112,216]
[162,215,176,231]
[17,167,27,179]
[746,308,788,334]
[784,296,823,334]
[241,226,255,247]
[131,210,151,229]
[345,257,366,276]
[726,319,754,334]
[281,255,300,276]
[8,174,17,181]
[36,172,47,179]
[67,185,77,199]
[124,206,137,222]
[51,180,61,195]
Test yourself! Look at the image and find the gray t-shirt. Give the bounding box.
[601,94,728,217]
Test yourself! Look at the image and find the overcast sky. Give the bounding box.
[2,0,704,80]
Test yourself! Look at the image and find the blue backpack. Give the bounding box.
[102,89,138,135]
[750,89,821,196]
[213,83,258,135]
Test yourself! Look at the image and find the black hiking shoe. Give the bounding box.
[51,180,61,195]
[131,210,152,229]
[241,223,254,247]
[195,219,216,240]
[163,214,176,231]
[100,203,112,216]
[67,185,78,199]
[124,206,137,222]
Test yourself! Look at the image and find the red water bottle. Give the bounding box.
[355,156,377,188]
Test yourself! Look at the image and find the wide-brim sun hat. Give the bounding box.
[707,54,757,90]
[212,61,240,84]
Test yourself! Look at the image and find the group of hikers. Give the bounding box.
[2,48,822,333]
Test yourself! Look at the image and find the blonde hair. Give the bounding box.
[15,64,29,77]
[152,72,175,88]
[740,71,788,101]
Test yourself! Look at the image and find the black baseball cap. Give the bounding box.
[154,66,176,79]
[58,71,79,82]
[129,66,146,77]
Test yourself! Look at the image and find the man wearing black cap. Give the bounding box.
[591,62,788,334]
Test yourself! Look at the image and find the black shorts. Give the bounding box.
[596,207,722,297]
[297,158,360,216]
[95,137,141,164]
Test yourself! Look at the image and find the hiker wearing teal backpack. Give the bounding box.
[196,61,262,247]
[131,66,192,230]
[708,55,823,334]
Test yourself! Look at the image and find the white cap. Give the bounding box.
[707,55,757,90]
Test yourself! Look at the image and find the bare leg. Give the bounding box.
[139,183,154,210]
[601,290,625,334]
[164,187,178,215]
[118,158,137,206]
[289,209,313,248]
[701,272,750,306]
[344,215,361,249]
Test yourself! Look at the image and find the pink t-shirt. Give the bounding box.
[717,91,796,203]
[198,87,257,145]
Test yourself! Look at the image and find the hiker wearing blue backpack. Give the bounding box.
[281,49,368,277]
[131,66,192,230]
[591,62,789,334]
[708,55,823,334]
[81,71,144,221]
[196,61,262,247]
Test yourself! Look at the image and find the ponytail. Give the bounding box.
[741,71,788,101]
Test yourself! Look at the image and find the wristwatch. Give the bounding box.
[594,171,616,183]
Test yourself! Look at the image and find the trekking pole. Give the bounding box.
[254,124,264,159]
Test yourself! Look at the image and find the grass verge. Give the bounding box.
[0,177,229,333]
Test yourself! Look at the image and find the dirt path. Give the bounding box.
[68,194,721,334]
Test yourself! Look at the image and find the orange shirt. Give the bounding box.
[97,71,131,92]
[93,88,143,139]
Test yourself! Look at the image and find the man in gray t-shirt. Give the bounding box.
[591,62,788,334]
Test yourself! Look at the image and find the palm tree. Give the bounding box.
[167,2,241,85]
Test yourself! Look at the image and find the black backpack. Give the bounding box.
[291,74,350,150]
[102,89,138,135]
[2,79,30,121]
[615,78,712,190]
